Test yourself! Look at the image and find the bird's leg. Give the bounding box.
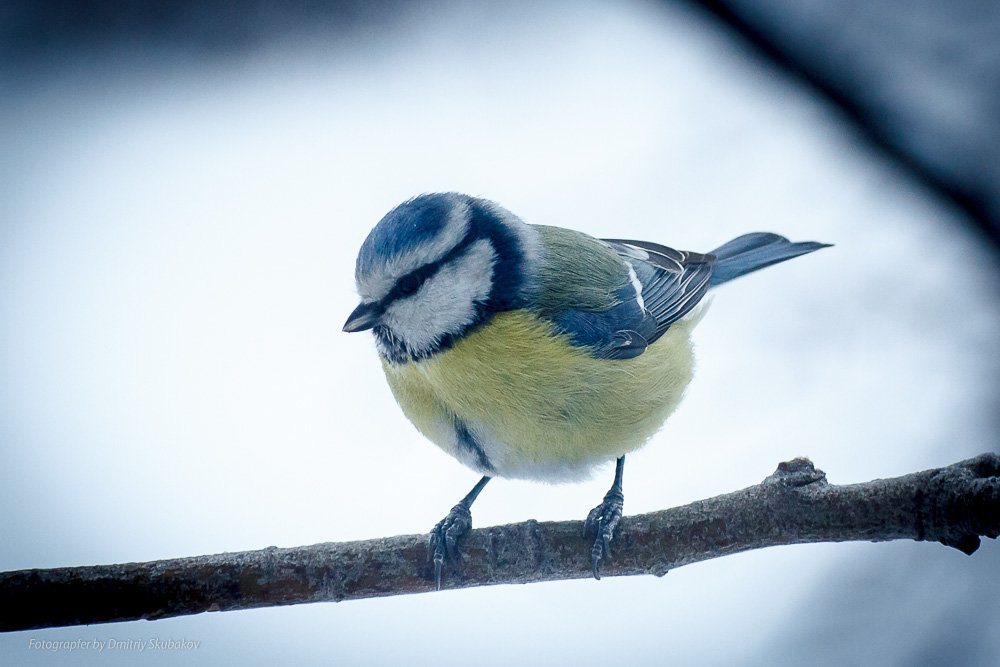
[584,456,625,580]
[428,476,490,589]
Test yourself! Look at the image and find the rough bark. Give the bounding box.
[2,454,997,632]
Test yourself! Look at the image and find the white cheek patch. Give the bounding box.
[383,239,497,357]
[357,199,471,302]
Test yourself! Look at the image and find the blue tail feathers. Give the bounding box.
[708,233,830,287]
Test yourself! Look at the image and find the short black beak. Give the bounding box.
[343,301,382,333]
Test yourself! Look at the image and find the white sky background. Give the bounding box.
[2,0,999,664]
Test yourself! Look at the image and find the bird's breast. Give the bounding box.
[382,309,696,481]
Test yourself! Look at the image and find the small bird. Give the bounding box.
[344,192,829,585]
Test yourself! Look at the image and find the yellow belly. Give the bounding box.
[382,309,696,481]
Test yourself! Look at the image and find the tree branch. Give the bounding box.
[2,454,998,632]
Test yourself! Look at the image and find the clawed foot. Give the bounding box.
[584,486,624,580]
[428,503,472,589]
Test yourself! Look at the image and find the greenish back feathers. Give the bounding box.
[531,225,623,316]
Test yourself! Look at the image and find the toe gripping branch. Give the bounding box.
[584,486,624,580]
[584,456,626,580]
[429,504,472,590]
[428,476,490,590]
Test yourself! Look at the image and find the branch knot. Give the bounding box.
[762,457,827,488]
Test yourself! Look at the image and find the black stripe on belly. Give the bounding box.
[455,419,494,473]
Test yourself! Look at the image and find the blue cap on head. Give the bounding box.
[356,193,468,286]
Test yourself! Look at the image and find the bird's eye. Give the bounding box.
[398,274,420,295]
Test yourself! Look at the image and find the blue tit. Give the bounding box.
[343,192,829,584]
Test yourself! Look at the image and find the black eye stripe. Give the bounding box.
[383,229,481,304]
[393,262,437,298]
[398,274,420,294]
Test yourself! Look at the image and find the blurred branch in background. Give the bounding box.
[677,0,1000,247]
[2,454,997,632]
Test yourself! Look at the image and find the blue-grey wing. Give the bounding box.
[548,280,659,360]
[601,239,715,341]
[532,226,707,360]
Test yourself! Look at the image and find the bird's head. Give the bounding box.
[344,193,540,363]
